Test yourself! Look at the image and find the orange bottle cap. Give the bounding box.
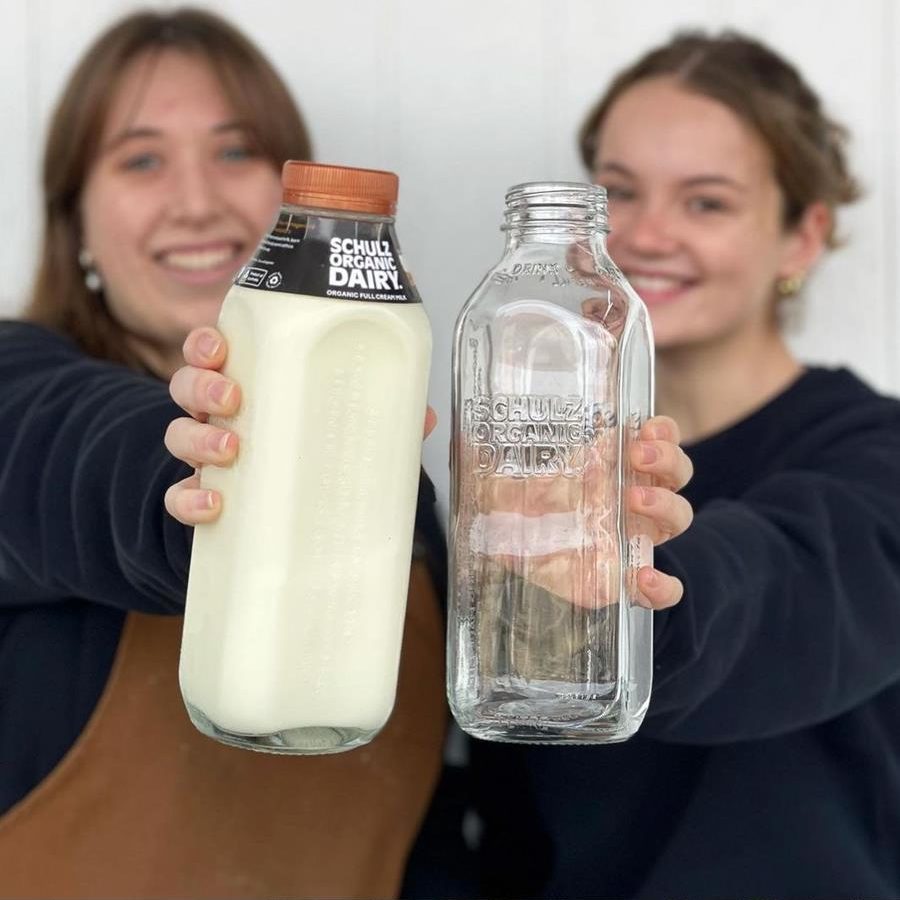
[281,161,398,216]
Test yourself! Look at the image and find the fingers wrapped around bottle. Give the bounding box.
[167,326,240,420]
[464,412,694,611]
[164,327,438,525]
[165,327,239,525]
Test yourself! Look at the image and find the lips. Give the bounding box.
[625,271,697,306]
[154,241,246,285]
[157,241,242,269]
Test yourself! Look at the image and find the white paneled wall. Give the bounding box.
[886,0,899,389]
[0,0,35,303]
[2,0,897,517]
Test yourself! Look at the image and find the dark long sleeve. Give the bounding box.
[1,320,450,823]
[467,368,900,900]
[0,322,192,613]
[647,388,900,743]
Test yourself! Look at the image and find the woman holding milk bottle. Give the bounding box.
[0,9,448,898]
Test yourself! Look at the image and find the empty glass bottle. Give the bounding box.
[448,182,654,744]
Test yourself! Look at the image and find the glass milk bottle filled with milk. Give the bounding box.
[180,162,432,754]
[448,182,654,744]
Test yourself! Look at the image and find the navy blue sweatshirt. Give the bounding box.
[0,321,446,816]
[464,365,900,899]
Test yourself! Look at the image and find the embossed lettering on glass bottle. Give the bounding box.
[449,182,654,744]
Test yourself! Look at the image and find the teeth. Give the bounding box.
[162,247,236,271]
[628,274,685,292]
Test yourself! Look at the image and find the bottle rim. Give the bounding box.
[504,181,608,206]
[503,182,608,233]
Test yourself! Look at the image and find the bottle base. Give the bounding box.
[460,720,639,745]
[453,694,643,745]
[185,701,379,755]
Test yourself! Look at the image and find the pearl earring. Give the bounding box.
[78,248,103,293]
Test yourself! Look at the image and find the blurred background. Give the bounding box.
[2,0,896,518]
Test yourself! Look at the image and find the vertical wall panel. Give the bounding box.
[216,0,383,169]
[33,0,143,133]
[885,0,899,388]
[0,0,34,315]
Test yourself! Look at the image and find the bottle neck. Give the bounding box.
[502,182,608,249]
[281,201,395,226]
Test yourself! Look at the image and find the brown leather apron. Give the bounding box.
[0,559,446,900]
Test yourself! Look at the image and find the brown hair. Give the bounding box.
[25,7,312,372]
[578,30,860,247]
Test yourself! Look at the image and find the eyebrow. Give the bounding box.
[595,161,747,192]
[681,175,747,192]
[103,120,250,152]
[594,161,633,179]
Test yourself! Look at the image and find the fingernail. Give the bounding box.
[640,442,658,464]
[198,331,221,359]
[641,487,656,506]
[194,490,217,510]
[642,568,658,586]
[649,424,668,440]
[208,380,234,408]
[208,432,234,455]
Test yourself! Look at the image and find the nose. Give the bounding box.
[614,201,679,258]
[169,156,224,225]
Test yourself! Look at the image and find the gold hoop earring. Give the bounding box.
[776,273,805,298]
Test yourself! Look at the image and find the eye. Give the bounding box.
[603,184,636,203]
[121,152,161,172]
[219,144,256,163]
[686,195,729,214]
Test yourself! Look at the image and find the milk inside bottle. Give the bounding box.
[180,162,432,754]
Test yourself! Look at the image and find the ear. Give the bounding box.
[777,201,831,279]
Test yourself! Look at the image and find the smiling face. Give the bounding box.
[594,77,810,353]
[80,48,283,372]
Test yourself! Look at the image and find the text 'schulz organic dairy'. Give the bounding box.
[180,163,432,754]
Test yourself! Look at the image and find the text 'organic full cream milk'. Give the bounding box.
[180,162,432,754]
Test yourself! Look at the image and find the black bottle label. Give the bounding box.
[234,211,420,304]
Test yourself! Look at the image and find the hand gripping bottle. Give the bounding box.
[180,162,432,754]
[448,182,654,744]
